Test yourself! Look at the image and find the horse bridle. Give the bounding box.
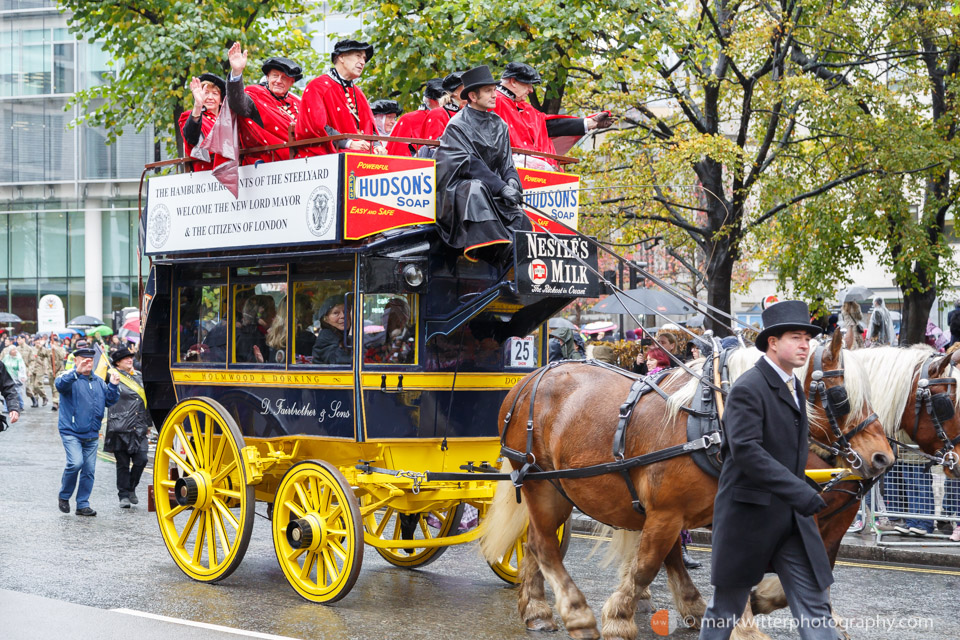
[806,345,879,471]
[894,356,960,473]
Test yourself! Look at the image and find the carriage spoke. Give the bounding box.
[164,447,194,476]
[286,546,306,562]
[177,508,202,548]
[418,516,431,538]
[328,538,347,561]
[210,430,227,475]
[212,506,230,553]
[283,500,306,519]
[294,483,311,512]
[173,423,200,472]
[214,487,241,500]
[192,512,207,564]
[158,479,176,489]
[188,411,206,466]
[212,459,238,485]
[325,504,343,526]
[163,503,189,520]
[205,511,218,566]
[212,497,239,530]
[374,508,395,537]
[204,414,217,467]
[322,549,337,584]
[319,483,333,514]
[300,550,316,580]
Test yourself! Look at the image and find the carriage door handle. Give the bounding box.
[397,375,403,393]
[380,375,386,392]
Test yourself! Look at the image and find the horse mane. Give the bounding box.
[664,347,762,423]
[848,345,960,437]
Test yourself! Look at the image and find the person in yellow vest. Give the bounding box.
[103,347,153,508]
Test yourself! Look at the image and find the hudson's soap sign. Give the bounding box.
[514,232,600,297]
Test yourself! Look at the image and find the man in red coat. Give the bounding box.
[178,73,225,171]
[384,78,444,157]
[493,62,612,170]
[420,72,465,148]
[294,39,385,157]
[226,42,302,165]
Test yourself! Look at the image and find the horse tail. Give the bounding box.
[603,528,642,569]
[479,459,529,564]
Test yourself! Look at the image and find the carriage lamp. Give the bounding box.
[402,263,425,288]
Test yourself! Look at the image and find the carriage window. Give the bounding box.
[177,285,227,363]
[293,279,354,366]
[425,311,541,372]
[233,281,287,364]
[362,294,418,365]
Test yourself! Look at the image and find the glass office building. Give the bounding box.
[0,1,153,330]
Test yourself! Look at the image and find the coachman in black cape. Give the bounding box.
[435,66,532,264]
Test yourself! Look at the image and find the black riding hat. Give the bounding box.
[756,300,822,352]
[424,78,445,101]
[461,65,497,97]
[197,73,226,100]
[370,99,402,116]
[111,347,135,365]
[331,39,374,64]
[261,57,303,82]
[501,61,542,85]
[442,71,464,93]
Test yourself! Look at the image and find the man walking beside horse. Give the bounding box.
[701,300,839,640]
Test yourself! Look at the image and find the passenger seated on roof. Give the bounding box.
[311,294,352,365]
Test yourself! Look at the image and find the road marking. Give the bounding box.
[571,533,960,576]
[111,609,302,639]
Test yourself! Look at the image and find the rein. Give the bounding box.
[806,345,879,472]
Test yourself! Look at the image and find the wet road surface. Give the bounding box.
[1,408,957,639]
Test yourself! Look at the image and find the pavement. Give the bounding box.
[570,509,960,568]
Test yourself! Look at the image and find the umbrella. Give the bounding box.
[0,312,22,323]
[57,328,81,337]
[548,317,579,330]
[685,314,705,328]
[68,314,102,327]
[121,318,140,333]
[591,288,696,316]
[86,325,114,337]
[838,286,874,304]
[582,320,618,335]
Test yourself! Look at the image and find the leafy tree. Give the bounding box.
[60,0,320,158]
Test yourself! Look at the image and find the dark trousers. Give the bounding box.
[700,533,841,640]
[115,448,147,499]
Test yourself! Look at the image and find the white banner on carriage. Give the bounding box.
[144,154,341,255]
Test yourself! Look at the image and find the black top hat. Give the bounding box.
[331,39,374,64]
[461,65,497,98]
[442,71,464,94]
[424,78,445,101]
[501,62,542,85]
[370,99,402,115]
[261,57,303,82]
[756,300,822,352]
[111,347,135,365]
[197,73,226,101]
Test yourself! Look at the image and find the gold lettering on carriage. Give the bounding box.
[317,400,351,423]
[260,398,317,417]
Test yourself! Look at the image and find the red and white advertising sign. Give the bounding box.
[343,153,437,240]
[518,168,580,236]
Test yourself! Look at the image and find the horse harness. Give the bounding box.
[498,359,722,516]
[886,356,960,473]
[806,345,879,472]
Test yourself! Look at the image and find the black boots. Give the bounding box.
[682,542,701,569]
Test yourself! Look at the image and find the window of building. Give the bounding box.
[177,283,227,364]
[38,209,67,277]
[9,211,37,279]
[362,293,417,365]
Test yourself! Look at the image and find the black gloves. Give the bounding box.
[499,181,523,206]
[799,493,828,517]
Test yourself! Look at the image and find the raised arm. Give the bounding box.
[226,42,263,127]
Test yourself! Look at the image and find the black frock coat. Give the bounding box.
[710,357,833,591]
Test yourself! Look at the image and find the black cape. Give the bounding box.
[435,106,531,263]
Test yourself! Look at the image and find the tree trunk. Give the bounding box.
[704,243,735,338]
[900,283,936,346]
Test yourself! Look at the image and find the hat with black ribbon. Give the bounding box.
[331,39,374,64]
[461,65,497,97]
[501,61,542,85]
[756,300,822,352]
[111,347,135,365]
[442,71,464,93]
[197,73,226,101]
[261,57,303,81]
[424,78,445,101]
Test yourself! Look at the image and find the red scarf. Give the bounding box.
[178,109,221,171]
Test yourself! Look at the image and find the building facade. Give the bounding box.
[0,0,152,331]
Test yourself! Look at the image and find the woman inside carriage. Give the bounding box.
[311,294,352,365]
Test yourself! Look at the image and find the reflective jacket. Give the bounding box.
[55,369,119,439]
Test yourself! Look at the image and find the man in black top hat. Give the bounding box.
[700,300,840,640]
[386,78,445,156]
[227,42,303,164]
[435,65,532,265]
[370,99,403,136]
[494,61,613,169]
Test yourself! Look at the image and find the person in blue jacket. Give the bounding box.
[55,347,119,516]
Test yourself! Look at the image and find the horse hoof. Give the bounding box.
[568,628,600,640]
[526,618,559,632]
[635,599,654,614]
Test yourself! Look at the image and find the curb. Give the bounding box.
[569,516,960,569]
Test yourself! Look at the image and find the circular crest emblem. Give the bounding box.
[149,204,171,249]
[529,259,548,285]
[306,186,334,237]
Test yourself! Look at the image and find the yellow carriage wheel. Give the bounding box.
[489,516,572,584]
[154,397,254,583]
[361,499,465,568]
[272,461,364,603]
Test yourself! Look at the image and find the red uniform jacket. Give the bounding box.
[385,108,429,156]
[421,107,454,141]
[493,89,558,168]
[295,74,377,157]
[237,84,300,165]
[178,109,220,172]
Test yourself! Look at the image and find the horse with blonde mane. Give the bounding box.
[480,330,894,640]
[748,346,960,638]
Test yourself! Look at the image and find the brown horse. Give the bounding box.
[480,330,894,640]
[748,346,960,638]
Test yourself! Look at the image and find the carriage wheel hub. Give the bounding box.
[286,513,325,551]
[174,472,212,509]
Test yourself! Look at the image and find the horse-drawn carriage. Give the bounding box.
[139,146,592,602]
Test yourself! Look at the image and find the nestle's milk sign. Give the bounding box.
[343,153,436,239]
[518,168,580,236]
